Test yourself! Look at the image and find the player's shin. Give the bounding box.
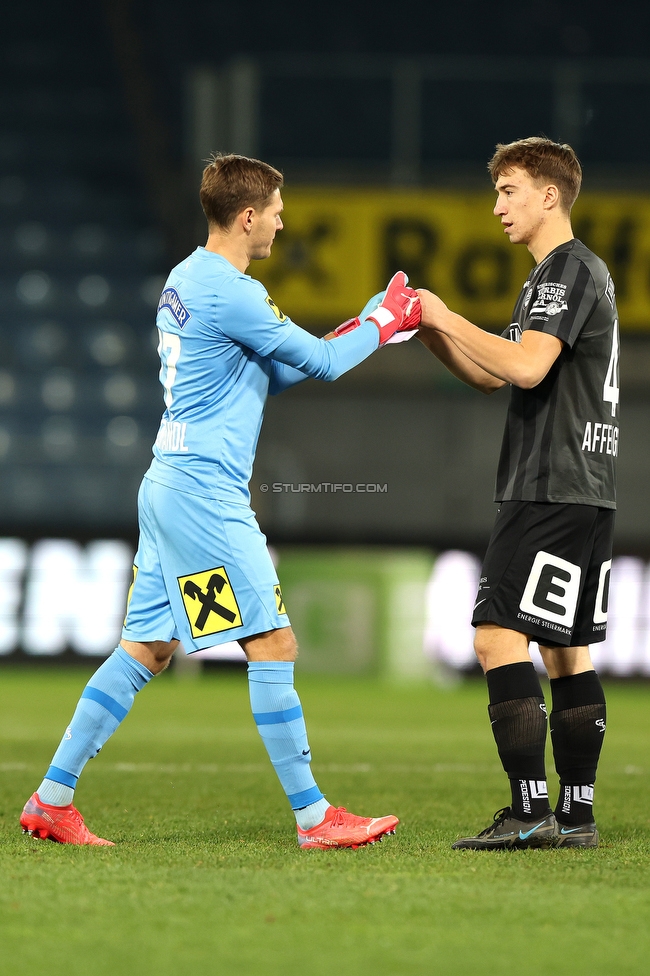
[487,662,552,820]
[550,671,606,827]
[247,662,329,829]
[36,646,154,806]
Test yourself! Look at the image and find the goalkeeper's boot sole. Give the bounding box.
[297,805,399,849]
[555,821,599,848]
[20,792,114,846]
[452,807,558,850]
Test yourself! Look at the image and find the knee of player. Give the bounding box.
[152,639,178,664]
[240,627,297,661]
[279,628,298,661]
[472,630,490,672]
[265,626,297,661]
[121,638,178,674]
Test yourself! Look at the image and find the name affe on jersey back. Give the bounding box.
[581,421,618,457]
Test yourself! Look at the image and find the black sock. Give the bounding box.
[550,671,606,826]
[486,662,551,820]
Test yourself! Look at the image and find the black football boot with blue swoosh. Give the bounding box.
[452,807,559,850]
[554,821,599,847]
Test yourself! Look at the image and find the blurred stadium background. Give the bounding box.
[2,0,650,678]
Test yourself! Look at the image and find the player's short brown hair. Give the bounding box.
[200,154,284,229]
[488,137,582,213]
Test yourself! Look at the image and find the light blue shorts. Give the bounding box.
[122,477,290,651]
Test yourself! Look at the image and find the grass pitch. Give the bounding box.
[1,667,649,976]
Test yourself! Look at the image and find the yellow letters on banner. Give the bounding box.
[253,189,650,331]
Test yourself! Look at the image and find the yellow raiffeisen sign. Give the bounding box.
[253,189,650,331]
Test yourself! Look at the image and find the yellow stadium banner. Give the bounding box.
[252,189,650,331]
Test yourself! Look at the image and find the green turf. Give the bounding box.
[1,667,648,976]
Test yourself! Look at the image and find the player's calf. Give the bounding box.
[548,671,606,850]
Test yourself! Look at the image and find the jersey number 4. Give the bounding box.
[603,319,619,418]
[158,330,181,409]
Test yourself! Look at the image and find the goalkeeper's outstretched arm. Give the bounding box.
[268,291,387,395]
[268,276,420,394]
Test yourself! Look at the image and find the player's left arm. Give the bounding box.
[418,289,563,389]
[267,291,388,395]
[321,291,385,341]
[268,326,358,395]
[268,360,313,395]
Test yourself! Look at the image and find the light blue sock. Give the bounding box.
[248,661,326,824]
[37,646,153,806]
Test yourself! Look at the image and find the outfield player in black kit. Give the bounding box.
[418,137,617,849]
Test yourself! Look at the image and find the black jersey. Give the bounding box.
[496,239,619,509]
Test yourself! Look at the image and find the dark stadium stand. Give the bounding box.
[0,4,168,532]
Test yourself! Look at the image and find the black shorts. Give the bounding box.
[472,501,615,647]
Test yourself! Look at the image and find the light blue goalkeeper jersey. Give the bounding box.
[145,247,379,502]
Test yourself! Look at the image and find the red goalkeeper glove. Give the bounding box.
[327,276,420,343]
[365,272,421,346]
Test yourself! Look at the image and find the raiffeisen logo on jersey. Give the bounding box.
[157,288,191,329]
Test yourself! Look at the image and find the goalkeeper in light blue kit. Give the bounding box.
[21,154,420,849]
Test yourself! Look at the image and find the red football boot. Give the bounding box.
[297,805,399,849]
[20,792,114,846]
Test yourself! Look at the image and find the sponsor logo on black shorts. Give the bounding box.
[516,611,571,636]
[519,551,581,629]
